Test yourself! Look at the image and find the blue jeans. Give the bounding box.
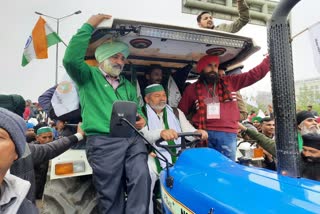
[207,130,237,161]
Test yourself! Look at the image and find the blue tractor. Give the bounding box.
[42,0,320,213]
[157,0,320,213]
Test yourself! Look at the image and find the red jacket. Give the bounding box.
[178,56,270,133]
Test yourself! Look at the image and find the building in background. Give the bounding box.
[295,78,320,111]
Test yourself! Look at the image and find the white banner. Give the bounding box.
[51,74,79,117]
[246,96,258,108]
[309,22,320,74]
[167,75,181,108]
[136,79,144,107]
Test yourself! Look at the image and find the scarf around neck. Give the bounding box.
[146,104,182,169]
[195,78,232,147]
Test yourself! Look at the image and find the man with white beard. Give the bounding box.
[63,14,150,214]
[241,111,320,155]
[297,111,320,151]
[142,84,208,214]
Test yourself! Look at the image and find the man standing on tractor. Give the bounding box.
[178,55,270,161]
[63,14,150,213]
[197,0,250,33]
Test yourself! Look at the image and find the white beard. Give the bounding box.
[100,59,123,77]
[149,101,166,111]
[300,124,320,135]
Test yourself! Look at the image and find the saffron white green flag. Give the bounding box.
[309,22,320,74]
[22,17,61,66]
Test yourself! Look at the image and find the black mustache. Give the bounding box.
[301,154,320,163]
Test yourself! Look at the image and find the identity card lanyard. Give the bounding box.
[203,81,220,119]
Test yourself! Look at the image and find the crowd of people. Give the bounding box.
[1,1,320,213]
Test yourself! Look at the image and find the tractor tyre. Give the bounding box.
[42,175,98,214]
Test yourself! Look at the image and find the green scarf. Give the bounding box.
[297,132,303,152]
[154,108,177,173]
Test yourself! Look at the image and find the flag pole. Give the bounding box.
[291,20,320,41]
[55,19,60,85]
[34,11,81,85]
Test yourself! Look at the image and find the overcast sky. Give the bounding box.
[0,0,319,101]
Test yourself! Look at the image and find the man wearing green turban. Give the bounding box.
[63,14,150,214]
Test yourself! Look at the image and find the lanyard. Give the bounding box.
[203,81,216,98]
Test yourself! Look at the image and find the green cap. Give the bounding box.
[144,84,165,95]
[251,116,262,123]
[37,126,53,135]
[95,41,130,63]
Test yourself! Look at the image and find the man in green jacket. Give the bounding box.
[197,0,250,33]
[63,14,150,214]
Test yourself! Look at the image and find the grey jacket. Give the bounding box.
[10,135,79,202]
[0,173,38,214]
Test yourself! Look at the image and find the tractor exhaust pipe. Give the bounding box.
[267,0,301,177]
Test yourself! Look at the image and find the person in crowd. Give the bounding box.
[28,123,84,202]
[63,13,150,213]
[26,122,36,143]
[140,64,183,108]
[301,134,320,181]
[239,121,320,181]
[0,94,26,117]
[145,64,163,85]
[251,116,262,132]
[248,110,256,123]
[35,105,47,123]
[0,107,38,213]
[307,105,318,116]
[0,95,85,202]
[140,64,165,102]
[178,54,270,161]
[260,117,275,139]
[31,126,53,199]
[55,120,75,138]
[239,122,276,170]
[267,104,274,119]
[142,84,208,214]
[239,111,320,158]
[23,99,32,120]
[197,0,249,33]
[252,117,275,170]
[297,110,320,151]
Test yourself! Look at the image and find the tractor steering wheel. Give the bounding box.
[155,132,202,157]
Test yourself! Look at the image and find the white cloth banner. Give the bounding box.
[257,109,265,118]
[136,79,144,107]
[51,74,79,117]
[167,75,181,108]
[246,96,258,108]
[309,22,320,74]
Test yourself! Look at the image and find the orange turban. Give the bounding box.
[196,55,220,73]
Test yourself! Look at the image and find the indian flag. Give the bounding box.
[21,17,61,66]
